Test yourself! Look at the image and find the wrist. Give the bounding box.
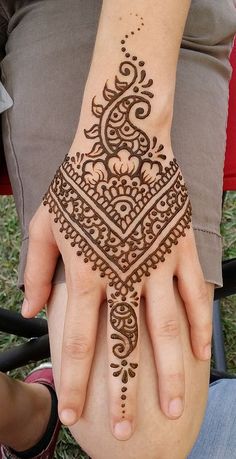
[70,83,174,155]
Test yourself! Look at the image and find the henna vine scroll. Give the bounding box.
[43,13,192,419]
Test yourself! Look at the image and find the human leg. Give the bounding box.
[188,379,236,459]
[46,280,213,459]
[0,372,51,451]
[0,365,60,458]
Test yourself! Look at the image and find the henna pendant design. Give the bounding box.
[43,14,192,418]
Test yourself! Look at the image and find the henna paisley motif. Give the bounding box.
[110,302,138,358]
[43,14,192,419]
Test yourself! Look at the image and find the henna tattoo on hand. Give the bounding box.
[43,14,192,419]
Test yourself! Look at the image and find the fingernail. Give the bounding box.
[21,298,29,315]
[60,409,77,425]
[204,344,211,360]
[168,398,183,417]
[114,420,132,440]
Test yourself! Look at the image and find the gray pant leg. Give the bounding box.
[1,0,236,288]
[188,379,236,458]
[171,0,236,287]
[0,0,103,286]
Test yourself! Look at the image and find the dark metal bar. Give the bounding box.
[210,368,236,383]
[212,299,227,372]
[0,307,48,338]
[0,335,50,372]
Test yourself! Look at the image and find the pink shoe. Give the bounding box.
[0,363,61,459]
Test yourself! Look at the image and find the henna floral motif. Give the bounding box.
[43,13,192,419]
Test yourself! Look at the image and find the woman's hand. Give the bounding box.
[23,151,212,440]
[21,11,212,440]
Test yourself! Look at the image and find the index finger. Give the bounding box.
[58,274,102,425]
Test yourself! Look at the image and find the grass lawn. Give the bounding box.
[0,192,235,458]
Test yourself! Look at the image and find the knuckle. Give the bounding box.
[166,372,185,386]
[67,270,93,296]
[64,336,92,360]
[157,319,180,338]
[68,281,93,297]
[77,284,94,296]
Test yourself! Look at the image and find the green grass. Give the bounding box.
[0,192,235,457]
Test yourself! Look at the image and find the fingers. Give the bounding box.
[145,277,185,420]
[107,285,140,440]
[177,254,213,361]
[58,273,102,426]
[22,205,59,318]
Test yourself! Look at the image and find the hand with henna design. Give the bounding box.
[22,11,212,441]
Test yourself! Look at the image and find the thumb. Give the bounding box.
[22,204,59,318]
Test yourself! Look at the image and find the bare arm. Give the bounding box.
[23,0,212,444]
[74,0,191,150]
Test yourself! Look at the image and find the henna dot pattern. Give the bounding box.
[43,13,192,420]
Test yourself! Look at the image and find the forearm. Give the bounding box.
[71,0,191,151]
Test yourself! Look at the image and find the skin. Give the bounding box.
[0,374,52,452]
[42,37,192,426]
[22,199,212,445]
[21,0,213,442]
[0,0,216,455]
[0,280,213,457]
[46,280,214,459]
